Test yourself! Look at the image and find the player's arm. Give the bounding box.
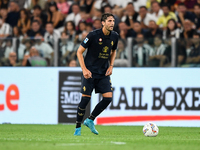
[105,49,116,76]
[77,45,92,79]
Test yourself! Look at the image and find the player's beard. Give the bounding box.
[105,25,113,32]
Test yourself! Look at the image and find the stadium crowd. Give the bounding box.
[0,0,200,67]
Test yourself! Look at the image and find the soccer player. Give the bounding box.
[74,13,119,136]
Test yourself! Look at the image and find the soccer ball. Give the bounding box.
[143,122,159,137]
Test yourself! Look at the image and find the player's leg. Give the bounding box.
[74,76,94,136]
[88,92,112,121]
[84,76,112,135]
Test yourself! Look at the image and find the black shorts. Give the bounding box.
[81,75,112,95]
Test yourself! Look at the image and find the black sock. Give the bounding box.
[90,97,112,119]
[76,122,81,128]
[88,115,95,121]
[76,96,90,126]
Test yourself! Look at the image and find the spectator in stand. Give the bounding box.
[193,4,200,32]
[57,0,72,16]
[176,39,187,65]
[13,0,26,9]
[118,22,133,40]
[94,0,110,12]
[6,0,20,27]
[61,21,76,40]
[0,16,12,37]
[115,39,128,60]
[19,39,33,60]
[27,20,46,37]
[31,5,47,28]
[2,51,18,66]
[93,19,101,30]
[146,0,161,10]
[79,0,95,15]
[185,33,200,66]
[163,19,181,39]
[47,1,64,29]
[27,0,46,10]
[25,47,47,67]
[34,33,54,66]
[65,3,81,27]
[12,26,23,40]
[180,19,196,39]
[79,8,93,24]
[0,8,8,21]
[121,2,138,30]
[85,22,93,32]
[145,20,163,45]
[176,3,196,26]
[0,0,9,9]
[76,21,87,42]
[132,21,148,38]
[68,59,77,67]
[108,0,132,18]
[0,39,5,60]
[92,7,102,20]
[160,0,176,11]
[133,0,147,12]
[4,39,13,59]
[149,35,171,67]
[156,4,177,29]
[174,0,197,11]
[114,39,129,67]
[44,22,61,48]
[137,6,155,29]
[132,33,153,67]
[17,8,31,35]
[151,1,163,22]
[61,21,77,62]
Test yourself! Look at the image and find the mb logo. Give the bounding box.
[58,71,91,123]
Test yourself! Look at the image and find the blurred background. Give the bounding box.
[0,0,200,67]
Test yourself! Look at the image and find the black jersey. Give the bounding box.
[81,28,119,76]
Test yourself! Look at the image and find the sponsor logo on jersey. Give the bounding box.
[84,38,89,44]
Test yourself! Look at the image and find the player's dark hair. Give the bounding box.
[101,13,114,22]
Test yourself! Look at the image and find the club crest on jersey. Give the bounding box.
[102,46,109,53]
[84,38,89,44]
[83,86,86,92]
[99,38,103,45]
[111,41,113,46]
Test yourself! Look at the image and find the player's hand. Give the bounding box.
[83,69,92,79]
[105,66,113,76]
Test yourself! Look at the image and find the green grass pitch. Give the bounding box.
[0,124,200,150]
